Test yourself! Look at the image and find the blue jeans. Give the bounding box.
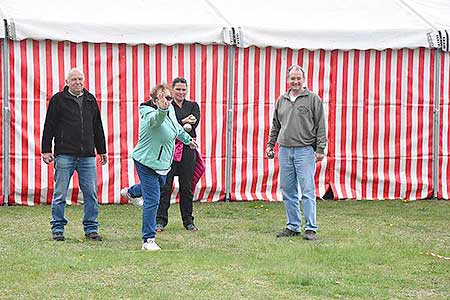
[50,155,99,234]
[128,183,142,198]
[134,160,166,240]
[278,146,318,233]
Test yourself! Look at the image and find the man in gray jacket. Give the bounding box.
[266,64,327,241]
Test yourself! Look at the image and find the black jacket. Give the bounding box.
[41,86,106,157]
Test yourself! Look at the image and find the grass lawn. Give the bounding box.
[0,200,449,300]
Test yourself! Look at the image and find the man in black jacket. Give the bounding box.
[41,67,107,241]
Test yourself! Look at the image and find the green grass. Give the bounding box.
[0,200,449,300]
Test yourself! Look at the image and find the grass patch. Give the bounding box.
[0,200,449,299]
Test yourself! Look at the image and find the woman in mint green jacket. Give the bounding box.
[133,83,197,251]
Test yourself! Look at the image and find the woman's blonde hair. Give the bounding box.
[150,83,171,101]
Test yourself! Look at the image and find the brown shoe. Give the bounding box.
[52,232,65,241]
[85,232,102,241]
[276,228,300,238]
[303,230,317,241]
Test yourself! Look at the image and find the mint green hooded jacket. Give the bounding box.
[132,102,192,172]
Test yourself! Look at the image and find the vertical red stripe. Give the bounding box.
[82,43,89,90]
[394,50,403,198]
[33,40,42,205]
[404,49,414,199]
[20,40,29,205]
[261,47,271,199]
[350,50,360,198]
[240,47,250,200]
[308,51,314,89]
[220,46,228,201]
[383,50,392,198]
[250,47,260,199]
[57,42,65,90]
[372,51,381,198]
[189,45,196,101]
[316,50,326,195]
[45,40,54,204]
[70,43,76,68]
[178,44,184,77]
[9,40,16,204]
[94,44,103,202]
[132,46,139,147]
[166,45,173,83]
[207,45,219,202]
[155,45,161,84]
[327,50,338,199]
[143,45,150,99]
[339,51,349,198]
[106,44,115,204]
[415,48,425,199]
[197,45,208,201]
[118,44,128,203]
[361,51,371,199]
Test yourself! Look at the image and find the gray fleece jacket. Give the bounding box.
[267,87,327,154]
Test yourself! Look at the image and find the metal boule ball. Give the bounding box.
[183,123,192,132]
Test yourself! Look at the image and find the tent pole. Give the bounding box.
[432,49,441,199]
[2,19,11,206]
[224,44,235,202]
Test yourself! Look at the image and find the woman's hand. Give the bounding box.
[188,139,198,150]
[182,114,197,125]
[156,93,172,110]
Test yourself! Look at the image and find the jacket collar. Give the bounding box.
[281,87,310,100]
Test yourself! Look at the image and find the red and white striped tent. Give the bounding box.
[1,0,450,205]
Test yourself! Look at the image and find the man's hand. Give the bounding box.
[42,153,54,164]
[265,147,274,159]
[316,153,325,162]
[99,154,108,165]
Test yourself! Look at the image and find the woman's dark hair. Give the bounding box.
[172,77,187,88]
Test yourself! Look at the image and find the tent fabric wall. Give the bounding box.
[5,39,229,205]
[230,47,449,200]
[4,38,450,204]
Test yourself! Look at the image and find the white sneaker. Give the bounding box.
[142,238,161,251]
[120,188,143,207]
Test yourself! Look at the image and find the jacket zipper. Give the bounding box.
[157,146,163,160]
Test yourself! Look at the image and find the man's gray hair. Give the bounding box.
[287,64,305,78]
[65,67,85,81]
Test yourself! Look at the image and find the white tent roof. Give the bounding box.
[1,0,449,50]
[0,0,230,45]
[217,0,449,50]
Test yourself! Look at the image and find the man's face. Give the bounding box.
[173,82,187,102]
[66,70,84,95]
[287,69,304,92]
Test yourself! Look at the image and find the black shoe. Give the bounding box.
[85,232,102,241]
[276,228,300,238]
[52,232,65,241]
[155,224,165,232]
[185,223,198,231]
[303,230,317,241]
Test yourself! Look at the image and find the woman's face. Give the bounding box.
[173,82,187,102]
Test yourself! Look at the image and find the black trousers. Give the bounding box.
[157,146,197,227]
